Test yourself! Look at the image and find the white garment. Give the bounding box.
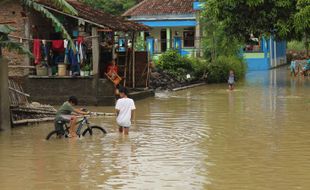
[115,98,136,127]
[64,39,68,49]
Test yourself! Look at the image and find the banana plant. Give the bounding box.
[0,24,32,56]
[0,0,78,56]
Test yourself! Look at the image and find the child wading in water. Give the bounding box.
[228,70,235,91]
[115,87,136,135]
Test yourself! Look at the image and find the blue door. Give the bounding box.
[146,37,154,56]
[174,37,182,53]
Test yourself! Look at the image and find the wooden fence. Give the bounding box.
[9,79,56,126]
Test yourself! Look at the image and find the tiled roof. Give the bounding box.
[123,0,195,17]
[37,0,149,31]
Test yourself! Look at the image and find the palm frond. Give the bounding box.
[23,0,75,50]
[0,25,15,35]
[49,0,78,15]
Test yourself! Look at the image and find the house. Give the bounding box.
[123,0,287,71]
[123,0,205,58]
[243,36,287,71]
[0,0,153,106]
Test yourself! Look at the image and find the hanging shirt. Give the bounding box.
[33,39,41,65]
[52,40,64,53]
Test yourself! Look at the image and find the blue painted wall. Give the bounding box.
[140,20,196,27]
[244,37,286,71]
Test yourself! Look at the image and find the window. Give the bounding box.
[183,29,195,47]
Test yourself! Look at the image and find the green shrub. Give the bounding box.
[207,56,247,83]
[190,57,208,79]
[155,50,246,83]
[287,41,306,52]
[157,49,194,81]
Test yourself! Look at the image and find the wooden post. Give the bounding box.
[195,11,201,57]
[0,55,11,131]
[132,32,136,88]
[92,26,100,76]
[23,16,31,75]
[146,51,151,88]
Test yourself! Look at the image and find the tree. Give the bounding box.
[82,0,140,15]
[294,0,310,55]
[205,0,298,41]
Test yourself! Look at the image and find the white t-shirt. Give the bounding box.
[115,98,136,127]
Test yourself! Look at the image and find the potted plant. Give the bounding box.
[83,64,91,76]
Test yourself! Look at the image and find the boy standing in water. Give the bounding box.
[115,87,136,135]
[228,70,235,91]
[290,59,296,76]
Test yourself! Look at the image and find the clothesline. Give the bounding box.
[8,34,99,42]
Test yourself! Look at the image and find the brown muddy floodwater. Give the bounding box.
[1,68,310,190]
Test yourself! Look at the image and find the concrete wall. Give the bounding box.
[0,0,30,76]
[24,76,154,106]
[25,76,116,106]
[0,58,11,130]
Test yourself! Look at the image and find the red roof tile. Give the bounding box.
[37,0,149,31]
[123,0,195,17]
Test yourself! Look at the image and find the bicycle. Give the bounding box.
[46,116,107,140]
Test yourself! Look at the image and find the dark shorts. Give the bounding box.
[54,115,72,133]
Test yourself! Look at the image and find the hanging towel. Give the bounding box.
[64,39,69,64]
[75,41,80,64]
[33,39,41,65]
[68,48,80,73]
[42,40,48,61]
[52,40,64,53]
[77,36,84,63]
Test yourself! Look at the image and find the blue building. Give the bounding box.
[123,0,286,71]
[123,0,205,58]
[243,37,287,71]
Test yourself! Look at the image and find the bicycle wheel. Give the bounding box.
[46,130,61,140]
[82,125,107,136]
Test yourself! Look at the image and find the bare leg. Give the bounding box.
[69,116,78,137]
[119,126,123,133]
[124,127,129,135]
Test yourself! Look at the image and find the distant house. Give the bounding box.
[243,37,287,71]
[123,0,205,58]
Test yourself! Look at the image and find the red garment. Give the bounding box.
[33,39,41,65]
[77,36,84,44]
[107,65,118,74]
[52,40,64,52]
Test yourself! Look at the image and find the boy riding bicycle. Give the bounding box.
[55,96,89,137]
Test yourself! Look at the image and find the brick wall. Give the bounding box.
[0,0,29,76]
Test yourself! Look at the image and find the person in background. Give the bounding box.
[290,59,296,77]
[228,70,235,91]
[55,96,89,137]
[302,59,310,76]
[106,59,119,77]
[115,87,136,135]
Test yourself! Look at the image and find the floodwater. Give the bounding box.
[0,67,310,190]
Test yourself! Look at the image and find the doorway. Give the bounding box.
[160,29,167,52]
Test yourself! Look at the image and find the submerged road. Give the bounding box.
[0,67,309,189]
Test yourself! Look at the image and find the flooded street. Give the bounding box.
[1,67,310,190]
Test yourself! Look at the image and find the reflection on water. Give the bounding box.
[0,68,309,190]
